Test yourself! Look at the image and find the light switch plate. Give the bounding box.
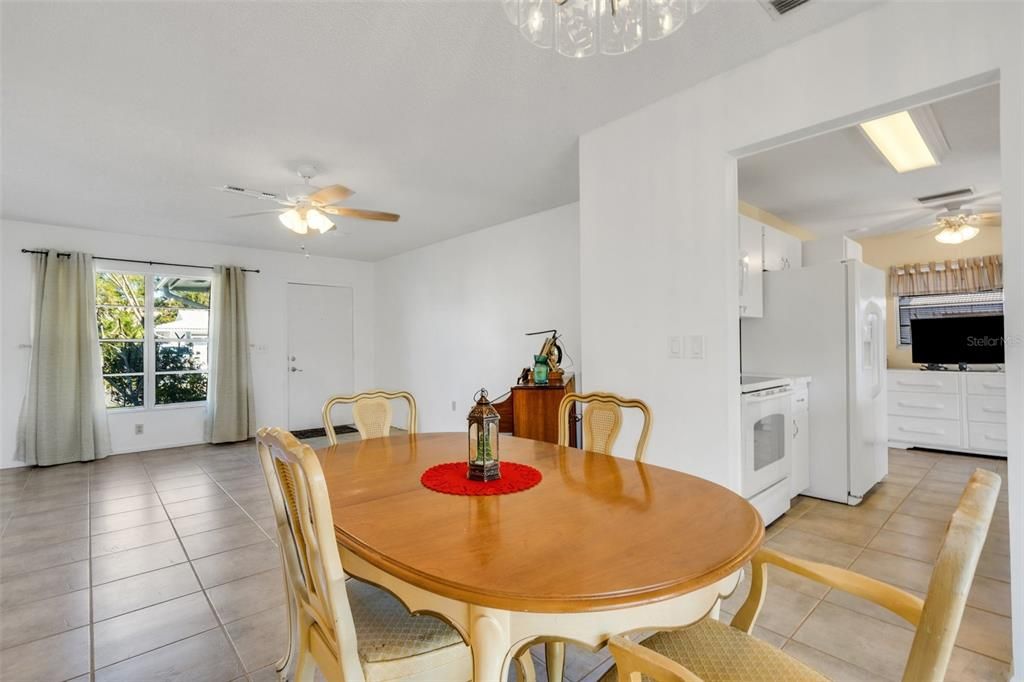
[686,335,706,360]
[668,336,682,359]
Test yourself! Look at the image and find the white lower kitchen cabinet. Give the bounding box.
[887,369,1007,457]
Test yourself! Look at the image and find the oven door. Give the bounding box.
[741,390,792,498]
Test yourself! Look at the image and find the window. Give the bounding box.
[897,290,1003,346]
[96,272,211,408]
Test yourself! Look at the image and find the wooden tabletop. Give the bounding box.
[318,433,763,613]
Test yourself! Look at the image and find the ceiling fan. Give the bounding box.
[218,166,399,235]
[844,190,1000,243]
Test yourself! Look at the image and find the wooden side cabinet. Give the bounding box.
[494,374,577,446]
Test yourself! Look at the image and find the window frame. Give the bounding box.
[895,290,1004,347]
[97,267,211,411]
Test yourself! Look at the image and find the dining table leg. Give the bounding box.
[470,605,512,682]
[545,642,565,682]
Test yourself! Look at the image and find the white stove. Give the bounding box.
[740,374,794,525]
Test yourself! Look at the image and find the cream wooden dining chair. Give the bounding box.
[256,427,471,682]
[542,391,654,681]
[603,468,1002,682]
[322,390,417,443]
[557,391,653,462]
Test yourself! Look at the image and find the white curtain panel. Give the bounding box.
[16,251,112,466]
[207,265,255,443]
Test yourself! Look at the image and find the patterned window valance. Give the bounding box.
[889,255,1002,297]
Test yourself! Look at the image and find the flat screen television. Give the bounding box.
[911,315,1005,365]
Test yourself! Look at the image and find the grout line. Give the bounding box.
[133,450,251,679]
[87,461,97,682]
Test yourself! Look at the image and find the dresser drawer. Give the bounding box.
[966,374,1006,397]
[888,372,959,395]
[968,422,1008,453]
[888,416,962,448]
[966,396,1007,424]
[889,391,959,420]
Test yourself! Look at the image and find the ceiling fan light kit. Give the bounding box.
[502,0,710,58]
[220,167,399,237]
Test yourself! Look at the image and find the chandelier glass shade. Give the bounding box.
[503,0,710,57]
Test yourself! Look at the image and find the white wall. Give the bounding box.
[579,0,1023,667]
[374,203,580,432]
[1,219,376,466]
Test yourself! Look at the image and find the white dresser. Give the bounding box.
[887,369,1007,457]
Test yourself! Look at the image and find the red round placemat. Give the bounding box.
[421,461,542,496]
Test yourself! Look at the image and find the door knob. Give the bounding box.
[290,366,303,373]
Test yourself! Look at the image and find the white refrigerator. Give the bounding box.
[741,260,888,505]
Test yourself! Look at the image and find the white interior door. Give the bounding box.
[286,283,355,431]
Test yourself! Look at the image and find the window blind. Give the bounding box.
[897,290,1004,345]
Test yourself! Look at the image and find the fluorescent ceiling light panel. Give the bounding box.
[859,111,939,173]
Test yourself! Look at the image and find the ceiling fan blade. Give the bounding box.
[218,185,292,205]
[309,184,354,205]
[321,206,400,222]
[228,210,284,218]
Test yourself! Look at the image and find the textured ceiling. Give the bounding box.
[739,83,1001,238]
[2,0,876,261]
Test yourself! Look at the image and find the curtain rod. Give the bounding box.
[20,249,260,274]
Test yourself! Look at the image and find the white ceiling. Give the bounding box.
[738,83,1001,239]
[2,0,877,261]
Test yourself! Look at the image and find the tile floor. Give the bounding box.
[0,444,1011,681]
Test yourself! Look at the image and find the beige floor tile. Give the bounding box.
[984,530,1010,557]
[802,502,892,528]
[181,520,270,559]
[90,505,170,535]
[12,489,89,515]
[766,563,831,599]
[787,514,880,547]
[857,491,906,513]
[0,519,90,555]
[0,536,89,580]
[975,548,1011,583]
[0,559,89,608]
[823,586,922,632]
[164,493,238,519]
[91,520,177,556]
[956,605,1012,663]
[192,540,281,588]
[172,505,253,537]
[92,538,188,585]
[94,591,219,668]
[562,642,613,682]
[0,588,90,650]
[90,481,157,502]
[765,528,863,567]
[781,640,889,681]
[867,528,942,563]
[946,646,1012,681]
[90,492,162,518]
[95,628,246,682]
[93,562,201,621]
[923,468,974,484]
[751,583,821,637]
[881,513,947,540]
[894,498,955,522]
[849,549,933,593]
[792,602,913,680]
[158,482,227,504]
[225,604,288,673]
[3,504,90,536]
[0,625,90,682]
[967,574,1011,617]
[207,568,286,624]
[152,473,214,491]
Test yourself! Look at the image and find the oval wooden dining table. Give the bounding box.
[316,432,764,682]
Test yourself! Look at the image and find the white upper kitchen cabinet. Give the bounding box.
[738,215,763,318]
[762,225,803,272]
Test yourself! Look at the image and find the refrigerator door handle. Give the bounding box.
[864,304,884,399]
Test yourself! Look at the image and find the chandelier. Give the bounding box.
[502,0,710,57]
[934,215,980,245]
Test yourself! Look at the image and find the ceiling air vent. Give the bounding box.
[916,187,975,205]
[758,0,812,19]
